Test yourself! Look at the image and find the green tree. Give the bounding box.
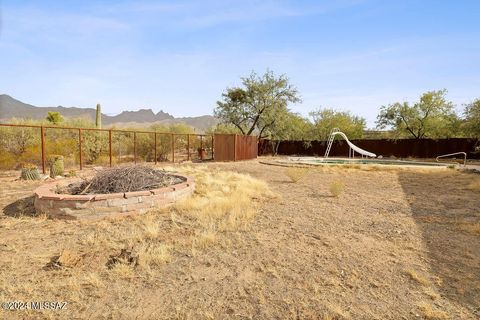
[376,89,459,139]
[214,70,301,138]
[45,111,64,125]
[309,108,366,141]
[265,111,313,155]
[207,123,242,135]
[463,99,480,138]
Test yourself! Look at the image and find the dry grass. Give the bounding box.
[284,167,309,183]
[466,180,480,192]
[417,302,449,320]
[109,262,136,280]
[137,243,171,267]
[405,269,429,286]
[329,180,344,197]
[170,165,274,233]
[457,222,480,236]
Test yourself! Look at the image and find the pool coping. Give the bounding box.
[261,157,452,169]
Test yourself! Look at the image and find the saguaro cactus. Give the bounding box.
[20,164,41,180]
[96,103,102,129]
[49,155,64,178]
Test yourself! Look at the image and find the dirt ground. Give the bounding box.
[0,160,479,319]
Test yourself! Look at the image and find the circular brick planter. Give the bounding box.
[33,175,195,220]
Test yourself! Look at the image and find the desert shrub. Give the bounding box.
[82,131,108,164]
[329,180,344,197]
[0,124,39,157]
[136,132,156,162]
[0,151,17,170]
[284,167,309,183]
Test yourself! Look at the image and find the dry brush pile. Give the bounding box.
[60,165,183,195]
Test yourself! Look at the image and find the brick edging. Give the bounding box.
[33,175,195,220]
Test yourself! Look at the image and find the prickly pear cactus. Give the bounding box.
[20,164,41,180]
[49,155,64,178]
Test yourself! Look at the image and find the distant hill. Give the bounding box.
[0,94,218,132]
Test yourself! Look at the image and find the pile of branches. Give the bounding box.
[65,166,183,195]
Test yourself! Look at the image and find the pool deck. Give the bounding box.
[261,157,452,169]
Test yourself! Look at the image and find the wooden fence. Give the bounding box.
[259,138,480,159]
[214,134,258,161]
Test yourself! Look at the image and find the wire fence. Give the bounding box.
[0,123,214,172]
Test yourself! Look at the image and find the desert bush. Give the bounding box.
[284,167,309,183]
[329,180,344,197]
[82,131,108,164]
[0,152,17,170]
[0,122,39,157]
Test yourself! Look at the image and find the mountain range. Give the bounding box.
[0,94,218,132]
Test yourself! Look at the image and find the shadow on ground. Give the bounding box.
[2,195,37,217]
[397,170,480,316]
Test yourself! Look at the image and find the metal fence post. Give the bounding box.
[171,133,175,163]
[154,132,157,165]
[187,134,190,161]
[41,126,46,174]
[109,129,112,167]
[78,129,83,170]
[133,132,137,164]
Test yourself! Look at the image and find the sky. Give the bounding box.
[1,0,479,128]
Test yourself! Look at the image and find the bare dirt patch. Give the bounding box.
[0,161,479,319]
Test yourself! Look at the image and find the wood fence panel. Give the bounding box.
[214,134,257,161]
[235,135,258,160]
[213,134,235,161]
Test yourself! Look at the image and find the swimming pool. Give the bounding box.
[283,157,451,168]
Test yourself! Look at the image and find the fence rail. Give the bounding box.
[0,123,214,172]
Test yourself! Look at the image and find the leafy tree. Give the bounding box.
[376,89,459,139]
[266,111,313,155]
[207,123,242,135]
[309,108,366,141]
[45,111,64,125]
[214,70,301,138]
[463,99,480,138]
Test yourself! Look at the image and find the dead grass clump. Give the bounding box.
[466,180,480,192]
[137,243,171,268]
[171,166,273,233]
[405,269,429,286]
[192,228,217,250]
[458,223,480,236]
[329,180,344,197]
[284,167,309,183]
[417,302,449,320]
[141,214,160,239]
[109,263,135,280]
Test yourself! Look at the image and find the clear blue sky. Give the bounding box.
[1,0,479,127]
